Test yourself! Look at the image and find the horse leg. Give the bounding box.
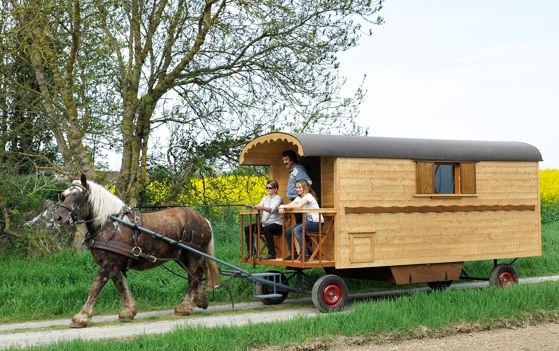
[71,269,110,328]
[194,280,209,310]
[194,258,209,309]
[111,270,137,322]
[174,258,205,315]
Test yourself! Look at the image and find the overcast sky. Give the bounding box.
[339,1,558,169]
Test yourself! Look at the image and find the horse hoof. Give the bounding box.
[194,296,208,309]
[119,310,137,322]
[70,314,89,328]
[195,300,208,309]
[174,306,193,316]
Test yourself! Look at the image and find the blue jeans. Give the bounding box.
[285,221,319,256]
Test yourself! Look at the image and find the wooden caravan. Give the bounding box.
[239,132,542,308]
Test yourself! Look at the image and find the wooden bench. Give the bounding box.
[240,208,336,266]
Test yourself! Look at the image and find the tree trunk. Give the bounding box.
[118,96,158,204]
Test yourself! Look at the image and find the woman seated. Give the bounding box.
[279,179,321,261]
[244,179,283,260]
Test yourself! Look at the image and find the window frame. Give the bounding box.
[415,161,477,198]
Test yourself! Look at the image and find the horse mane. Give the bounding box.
[73,180,127,228]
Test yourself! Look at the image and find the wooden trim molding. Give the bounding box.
[240,132,303,165]
[414,194,478,199]
[345,204,535,214]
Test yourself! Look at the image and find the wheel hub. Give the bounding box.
[323,283,343,307]
[498,271,517,287]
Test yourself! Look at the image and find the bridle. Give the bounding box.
[58,184,90,226]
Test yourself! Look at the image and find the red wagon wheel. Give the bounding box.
[311,274,348,312]
[489,263,518,287]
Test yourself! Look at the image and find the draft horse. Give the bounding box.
[54,174,220,328]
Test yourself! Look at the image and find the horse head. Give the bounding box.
[54,174,127,229]
[54,174,92,225]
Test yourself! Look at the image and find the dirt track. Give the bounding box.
[362,323,559,351]
[262,322,559,351]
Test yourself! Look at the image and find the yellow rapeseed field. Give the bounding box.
[140,170,559,222]
[145,175,267,206]
[540,169,559,202]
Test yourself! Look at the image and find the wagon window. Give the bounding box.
[416,162,476,195]
[434,164,454,194]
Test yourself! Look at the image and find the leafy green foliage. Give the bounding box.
[0,174,68,254]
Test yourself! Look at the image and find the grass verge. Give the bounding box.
[24,280,559,351]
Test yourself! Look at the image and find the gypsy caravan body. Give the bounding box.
[239,132,542,291]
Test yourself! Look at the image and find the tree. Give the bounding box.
[92,0,383,203]
[2,1,384,203]
[5,0,120,178]
[0,0,61,175]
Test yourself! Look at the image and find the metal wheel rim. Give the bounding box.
[322,283,344,308]
[498,270,517,287]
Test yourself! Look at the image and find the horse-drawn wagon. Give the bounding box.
[54,132,543,327]
[239,132,542,310]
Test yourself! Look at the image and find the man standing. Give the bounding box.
[282,150,312,201]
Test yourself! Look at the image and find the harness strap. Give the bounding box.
[86,239,141,260]
[86,239,179,263]
[58,204,74,212]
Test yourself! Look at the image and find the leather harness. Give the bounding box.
[84,209,179,264]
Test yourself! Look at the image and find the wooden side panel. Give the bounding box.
[335,158,541,269]
[321,157,335,207]
[460,163,477,194]
[349,232,376,263]
[333,158,340,264]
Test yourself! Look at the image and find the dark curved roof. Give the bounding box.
[241,132,542,162]
[291,133,542,161]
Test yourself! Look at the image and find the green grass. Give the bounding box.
[1,221,558,324]
[542,199,559,224]
[24,281,559,351]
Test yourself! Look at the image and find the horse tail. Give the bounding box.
[204,220,220,288]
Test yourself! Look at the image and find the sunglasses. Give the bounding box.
[266,186,275,190]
